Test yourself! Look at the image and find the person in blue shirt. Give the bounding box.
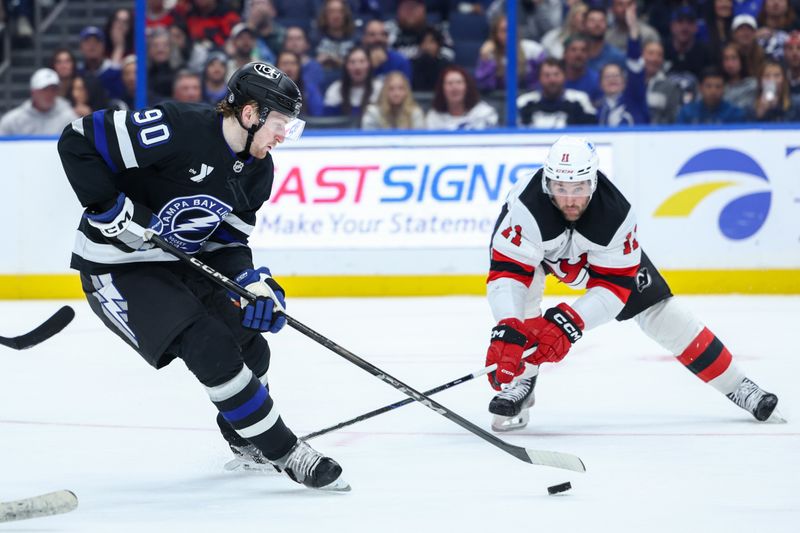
[563,35,603,104]
[676,66,748,124]
[584,7,626,72]
[362,19,413,82]
[597,3,649,126]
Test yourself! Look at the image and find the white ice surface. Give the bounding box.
[1,296,798,532]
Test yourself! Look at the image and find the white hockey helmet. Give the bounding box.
[542,136,599,197]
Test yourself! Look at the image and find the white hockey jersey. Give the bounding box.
[487,169,641,331]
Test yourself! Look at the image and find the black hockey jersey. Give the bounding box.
[58,102,273,277]
[487,169,641,330]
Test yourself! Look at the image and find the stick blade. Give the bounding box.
[0,306,75,350]
[524,448,587,473]
[0,490,78,523]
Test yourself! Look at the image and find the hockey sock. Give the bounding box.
[206,365,296,460]
[676,327,744,395]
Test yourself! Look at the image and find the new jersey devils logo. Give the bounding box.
[547,253,588,285]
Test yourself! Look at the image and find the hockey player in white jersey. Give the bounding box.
[484,136,781,431]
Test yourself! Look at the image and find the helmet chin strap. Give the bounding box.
[235,105,270,160]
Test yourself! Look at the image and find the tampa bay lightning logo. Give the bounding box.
[653,148,771,240]
[156,194,232,253]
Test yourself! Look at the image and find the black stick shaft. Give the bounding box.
[302,364,496,441]
[150,235,536,465]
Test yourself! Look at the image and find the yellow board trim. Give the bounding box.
[1,270,799,299]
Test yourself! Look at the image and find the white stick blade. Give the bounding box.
[525,449,587,473]
[0,490,78,523]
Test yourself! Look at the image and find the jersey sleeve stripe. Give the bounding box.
[91,111,118,173]
[488,250,535,286]
[224,213,255,236]
[113,110,139,169]
[71,117,85,136]
[487,270,535,286]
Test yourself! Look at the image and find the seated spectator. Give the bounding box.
[701,0,734,51]
[147,27,178,102]
[606,0,660,51]
[323,46,382,122]
[756,0,799,60]
[172,69,203,102]
[246,0,285,64]
[202,52,229,104]
[0,68,78,136]
[411,25,451,91]
[677,66,746,124]
[563,35,602,104]
[277,50,324,116]
[487,0,562,42]
[362,19,412,81]
[425,65,499,130]
[476,13,546,92]
[664,5,715,79]
[731,14,767,78]
[77,25,125,100]
[105,8,135,65]
[387,0,454,61]
[119,55,137,109]
[541,1,588,59]
[517,57,596,128]
[597,8,649,127]
[748,59,800,121]
[584,7,626,72]
[312,0,358,76]
[786,31,800,95]
[66,73,110,117]
[226,23,259,77]
[184,0,240,49]
[721,42,758,109]
[643,40,682,124]
[363,71,425,130]
[283,25,325,93]
[169,22,209,74]
[51,48,78,100]
[272,0,317,20]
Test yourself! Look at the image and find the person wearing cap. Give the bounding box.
[202,52,230,104]
[57,62,350,492]
[77,25,125,100]
[0,68,78,136]
[785,31,800,95]
[731,13,767,77]
[664,5,715,79]
[226,22,260,79]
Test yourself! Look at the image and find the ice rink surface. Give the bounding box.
[1,296,798,532]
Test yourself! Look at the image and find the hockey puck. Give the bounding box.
[547,482,572,495]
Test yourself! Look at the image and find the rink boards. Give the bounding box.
[1,126,798,297]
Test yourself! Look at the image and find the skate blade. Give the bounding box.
[491,412,529,432]
[224,458,279,474]
[765,409,787,424]
[316,478,352,492]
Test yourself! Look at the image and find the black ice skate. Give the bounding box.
[726,377,784,422]
[489,376,537,432]
[273,440,350,492]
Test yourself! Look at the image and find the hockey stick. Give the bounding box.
[0,490,78,522]
[150,235,585,473]
[302,364,498,441]
[0,306,75,350]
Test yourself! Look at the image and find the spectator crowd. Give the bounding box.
[2,0,800,135]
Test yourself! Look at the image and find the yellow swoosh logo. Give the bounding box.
[653,181,736,217]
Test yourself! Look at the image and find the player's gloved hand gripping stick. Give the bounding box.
[150,234,586,473]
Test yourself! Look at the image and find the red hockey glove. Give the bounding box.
[486,318,530,391]
[525,303,584,365]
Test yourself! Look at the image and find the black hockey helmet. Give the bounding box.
[226,61,302,119]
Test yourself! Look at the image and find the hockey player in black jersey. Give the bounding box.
[58,62,349,491]
[484,136,782,431]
